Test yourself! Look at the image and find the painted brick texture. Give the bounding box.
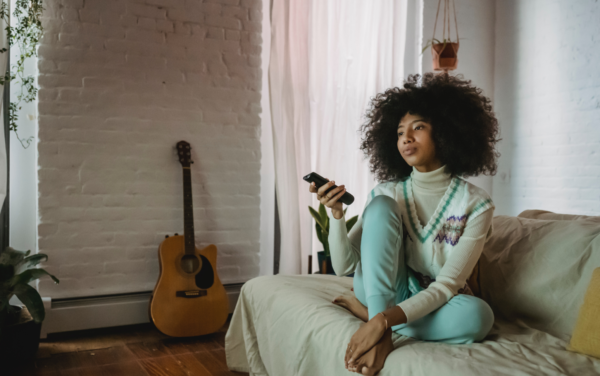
[37,0,262,298]
[492,0,600,216]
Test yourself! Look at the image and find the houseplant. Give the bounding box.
[422,0,462,71]
[421,37,462,71]
[0,0,45,149]
[0,246,59,364]
[308,203,358,275]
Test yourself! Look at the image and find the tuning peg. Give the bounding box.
[165,235,169,238]
[175,233,179,236]
[191,161,194,164]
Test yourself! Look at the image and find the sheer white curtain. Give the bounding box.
[0,0,8,209]
[269,0,410,275]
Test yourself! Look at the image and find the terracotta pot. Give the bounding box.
[432,42,459,71]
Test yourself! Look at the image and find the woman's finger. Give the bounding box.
[317,179,334,196]
[326,186,345,205]
[345,342,357,365]
[318,183,337,204]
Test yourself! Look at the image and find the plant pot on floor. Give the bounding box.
[316,251,354,277]
[0,305,42,365]
[317,251,335,275]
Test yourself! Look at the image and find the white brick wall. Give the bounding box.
[492,0,600,216]
[37,0,263,298]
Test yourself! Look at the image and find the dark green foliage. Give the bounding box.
[0,247,59,334]
[0,0,45,148]
[308,204,358,258]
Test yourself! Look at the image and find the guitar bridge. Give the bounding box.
[176,290,207,298]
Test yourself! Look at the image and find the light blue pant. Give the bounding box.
[353,195,495,344]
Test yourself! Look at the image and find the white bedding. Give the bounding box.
[225,274,600,376]
[225,214,600,375]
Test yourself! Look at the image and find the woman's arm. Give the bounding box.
[328,187,378,276]
[328,212,364,276]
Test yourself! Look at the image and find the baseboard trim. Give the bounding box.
[40,283,244,338]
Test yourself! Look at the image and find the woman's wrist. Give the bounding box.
[370,312,387,333]
[332,209,344,220]
[379,306,407,328]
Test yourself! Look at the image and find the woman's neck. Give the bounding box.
[410,164,452,191]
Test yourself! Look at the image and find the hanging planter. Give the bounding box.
[421,0,461,72]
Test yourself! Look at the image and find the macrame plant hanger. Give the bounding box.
[431,0,459,73]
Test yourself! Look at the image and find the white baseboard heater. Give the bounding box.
[40,283,244,338]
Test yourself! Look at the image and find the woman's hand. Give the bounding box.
[308,178,346,218]
[345,314,387,368]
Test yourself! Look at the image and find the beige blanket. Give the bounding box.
[225,214,600,375]
[225,274,600,376]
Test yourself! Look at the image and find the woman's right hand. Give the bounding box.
[309,178,346,219]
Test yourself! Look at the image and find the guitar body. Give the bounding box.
[150,235,229,337]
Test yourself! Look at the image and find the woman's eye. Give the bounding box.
[398,133,403,136]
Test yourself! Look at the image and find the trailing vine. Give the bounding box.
[0,0,44,149]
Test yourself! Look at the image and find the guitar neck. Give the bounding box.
[182,166,196,255]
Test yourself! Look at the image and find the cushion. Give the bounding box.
[466,258,481,297]
[518,209,600,223]
[567,267,600,359]
[480,215,600,340]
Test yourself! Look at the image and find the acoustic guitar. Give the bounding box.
[149,140,229,337]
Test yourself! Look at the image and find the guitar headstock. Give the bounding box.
[176,141,193,167]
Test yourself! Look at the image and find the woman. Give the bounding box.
[309,72,501,375]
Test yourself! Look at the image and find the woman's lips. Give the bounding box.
[404,148,417,156]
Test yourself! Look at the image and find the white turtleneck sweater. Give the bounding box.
[410,165,489,236]
[328,164,494,324]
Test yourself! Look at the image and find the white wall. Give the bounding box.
[492,0,600,216]
[35,0,264,299]
[421,0,496,196]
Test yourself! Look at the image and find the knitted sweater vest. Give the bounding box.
[368,175,495,283]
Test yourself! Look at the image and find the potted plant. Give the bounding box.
[308,203,358,275]
[421,0,463,71]
[0,247,59,364]
[421,37,464,71]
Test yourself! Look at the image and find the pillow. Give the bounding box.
[466,259,481,298]
[566,267,600,359]
[518,209,600,223]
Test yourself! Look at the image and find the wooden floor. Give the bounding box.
[8,314,249,376]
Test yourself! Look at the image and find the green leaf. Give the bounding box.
[345,215,359,233]
[308,206,328,236]
[12,268,59,286]
[0,246,28,267]
[315,222,323,245]
[16,253,48,271]
[318,202,327,224]
[13,283,45,323]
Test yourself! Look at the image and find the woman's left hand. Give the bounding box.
[345,314,387,369]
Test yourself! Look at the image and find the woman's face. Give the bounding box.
[397,112,442,173]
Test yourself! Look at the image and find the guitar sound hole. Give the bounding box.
[181,255,200,274]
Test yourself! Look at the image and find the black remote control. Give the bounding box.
[303,172,354,206]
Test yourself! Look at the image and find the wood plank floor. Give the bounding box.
[8,314,249,376]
